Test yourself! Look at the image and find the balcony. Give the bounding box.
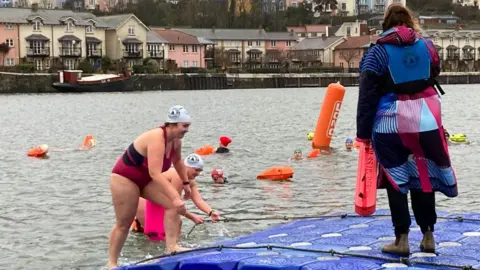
[59,47,81,57]
[26,47,50,57]
[123,49,143,58]
[148,50,164,59]
[205,50,215,59]
[87,49,102,58]
[446,52,460,60]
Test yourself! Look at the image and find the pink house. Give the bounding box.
[0,22,20,67]
[153,29,207,69]
[264,32,297,65]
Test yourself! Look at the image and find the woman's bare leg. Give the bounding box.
[108,174,140,269]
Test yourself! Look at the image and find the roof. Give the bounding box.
[335,35,379,49]
[153,29,201,44]
[147,31,168,44]
[0,7,109,28]
[291,36,344,50]
[175,28,296,41]
[97,14,149,31]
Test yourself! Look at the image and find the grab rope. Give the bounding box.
[186,213,480,238]
[132,244,474,269]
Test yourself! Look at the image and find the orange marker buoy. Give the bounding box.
[308,149,320,158]
[312,82,346,149]
[27,144,49,158]
[257,166,293,181]
[194,145,215,156]
[354,142,378,216]
[83,135,96,148]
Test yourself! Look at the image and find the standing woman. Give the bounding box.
[356,4,457,256]
[107,105,193,269]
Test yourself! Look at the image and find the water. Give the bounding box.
[0,85,478,269]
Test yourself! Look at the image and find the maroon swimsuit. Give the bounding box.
[112,126,174,189]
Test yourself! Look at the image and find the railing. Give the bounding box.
[59,47,81,57]
[87,49,102,57]
[123,49,143,58]
[148,50,163,58]
[26,47,50,56]
[446,52,460,60]
[205,51,215,59]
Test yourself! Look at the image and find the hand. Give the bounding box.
[183,184,192,200]
[210,211,221,222]
[190,214,204,224]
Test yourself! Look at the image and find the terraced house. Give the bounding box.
[0,5,108,70]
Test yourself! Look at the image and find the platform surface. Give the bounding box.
[120,209,480,270]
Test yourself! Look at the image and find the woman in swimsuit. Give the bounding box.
[107,105,193,269]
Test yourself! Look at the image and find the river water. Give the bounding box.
[0,85,478,270]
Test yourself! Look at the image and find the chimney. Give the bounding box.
[31,2,39,12]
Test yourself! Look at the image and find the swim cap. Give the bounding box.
[220,136,232,146]
[211,168,224,178]
[39,144,49,152]
[294,148,302,153]
[184,154,204,170]
[346,138,353,143]
[166,105,191,123]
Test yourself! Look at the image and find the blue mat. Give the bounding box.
[119,210,480,270]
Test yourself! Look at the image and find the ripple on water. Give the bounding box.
[0,86,478,269]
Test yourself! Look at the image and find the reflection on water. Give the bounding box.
[0,85,478,269]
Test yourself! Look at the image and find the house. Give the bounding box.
[146,31,168,69]
[0,5,109,70]
[153,29,213,69]
[176,28,297,68]
[0,21,19,67]
[98,14,149,67]
[334,35,378,68]
[286,25,329,40]
[289,36,345,68]
[334,21,369,37]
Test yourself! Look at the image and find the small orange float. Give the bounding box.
[27,144,49,158]
[195,145,215,156]
[83,134,96,148]
[257,166,294,181]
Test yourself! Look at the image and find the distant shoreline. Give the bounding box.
[0,71,478,93]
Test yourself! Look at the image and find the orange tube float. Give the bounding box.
[354,142,378,216]
[312,82,346,149]
[194,145,215,156]
[257,166,294,181]
[27,144,49,158]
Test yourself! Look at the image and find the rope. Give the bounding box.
[185,213,480,238]
[132,245,475,269]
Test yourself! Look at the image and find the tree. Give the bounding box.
[0,42,10,66]
[339,49,359,69]
[285,3,313,26]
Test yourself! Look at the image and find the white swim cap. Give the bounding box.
[184,153,204,170]
[166,105,191,123]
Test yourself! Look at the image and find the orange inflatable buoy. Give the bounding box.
[195,145,215,156]
[83,135,96,148]
[308,149,320,158]
[27,144,49,158]
[257,166,294,181]
[354,142,378,216]
[312,82,346,149]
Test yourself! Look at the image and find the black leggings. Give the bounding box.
[386,179,437,236]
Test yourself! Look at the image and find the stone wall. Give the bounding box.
[1,72,480,93]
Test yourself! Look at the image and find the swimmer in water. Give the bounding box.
[215,136,231,153]
[346,138,354,151]
[291,148,304,160]
[133,154,221,240]
[211,168,228,184]
[107,105,192,269]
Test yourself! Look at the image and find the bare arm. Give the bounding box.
[147,131,181,201]
[190,181,212,214]
[172,139,188,183]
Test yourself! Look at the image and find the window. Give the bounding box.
[450,37,454,43]
[35,59,42,70]
[270,40,276,47]
[183,60,188,67]
[169,45,175,51]
[86,25,93,33]
[286,41,291,47]
[256,41,260,46]
[346,27,351,36]
[66,22,74,32]
[183,45,188,52]
[5,23,13,29]
[6,39,13,47]
[192,45,198,52]
[128,25,135,36]
[6,58,14,66]
[466,37,470,44]
[65,59,75,70]
[33,21,41,31]
[192,61,197,67]
[248,41,252,46]
[342,3,346,9]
